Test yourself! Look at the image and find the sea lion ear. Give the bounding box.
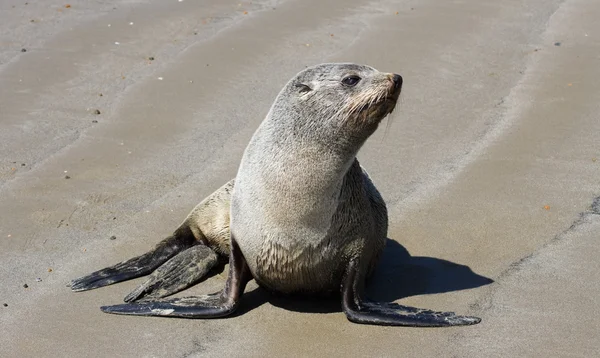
[294,83,312,94]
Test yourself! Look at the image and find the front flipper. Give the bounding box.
[124,245,220,302]
[101,235,251,318]
[342,259,481,327]
[102,293,232,318]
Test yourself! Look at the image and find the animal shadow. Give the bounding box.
[367,239,493,302]
[237,238,493,315]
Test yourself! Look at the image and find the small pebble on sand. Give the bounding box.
[65,175,71,179]
[554,42,561,46]
[92,120,98,123]
[94,109,101,115]
[109,235,117,240]
[3,303,7,307]
[36,278,42,282]
[23,284,29,288]
[21,48,27,52]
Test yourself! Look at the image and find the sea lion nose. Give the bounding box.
[392,74,403,90]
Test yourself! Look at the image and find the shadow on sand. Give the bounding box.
[235,239,493,315]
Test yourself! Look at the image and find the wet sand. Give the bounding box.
[1,0,599,356]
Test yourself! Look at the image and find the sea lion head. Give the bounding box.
[272,63,402,143]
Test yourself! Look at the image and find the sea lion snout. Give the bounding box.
[392,74,403,91]
[386,73,403,93]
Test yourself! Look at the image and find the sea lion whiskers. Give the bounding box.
[338,79,393,126]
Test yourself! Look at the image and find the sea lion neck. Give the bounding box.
[259,107,362,183]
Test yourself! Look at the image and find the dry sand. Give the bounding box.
[1,0,599,356]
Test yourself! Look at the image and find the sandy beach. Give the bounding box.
[1,0,599,356]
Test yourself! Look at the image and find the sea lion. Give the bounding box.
[72,63,480,326]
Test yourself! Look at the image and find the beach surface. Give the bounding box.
[1,0,599,356]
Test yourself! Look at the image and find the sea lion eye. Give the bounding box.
[341,75,361,87]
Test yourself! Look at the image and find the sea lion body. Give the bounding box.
[73,63,480,327]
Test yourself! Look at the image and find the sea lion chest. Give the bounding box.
[231,178,352,294]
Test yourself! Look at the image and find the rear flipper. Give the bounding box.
[124,245,220,303]
[102,293,230,318]
[70,227,195,292]
[344,301,480,327]
[342,259,481,327]
[101,234,252,318]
